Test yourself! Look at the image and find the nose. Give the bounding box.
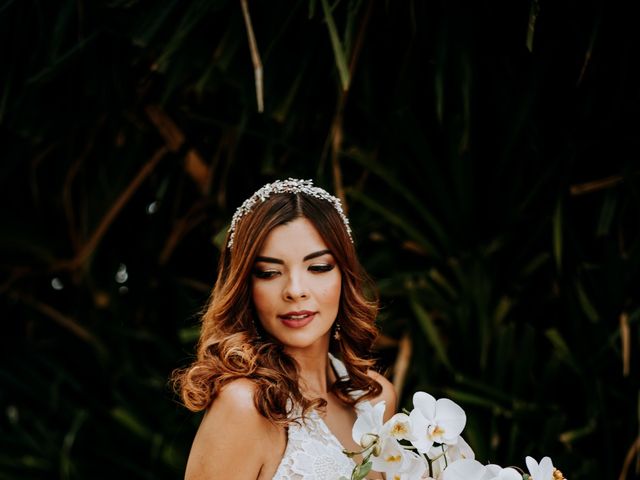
[282,271,308,301]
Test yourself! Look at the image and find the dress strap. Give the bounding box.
[328,352,349,380]
[329,352,368,401]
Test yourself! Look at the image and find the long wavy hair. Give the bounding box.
[173,190,382,424]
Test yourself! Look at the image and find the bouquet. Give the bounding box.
[341,391,567,480]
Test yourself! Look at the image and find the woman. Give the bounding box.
[174,178,396,479]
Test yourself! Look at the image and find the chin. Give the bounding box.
[270,332,331,350]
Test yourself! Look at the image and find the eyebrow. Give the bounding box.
[255,249,332,264]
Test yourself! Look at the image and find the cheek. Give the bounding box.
[251,283,274,316]
[319,275,342,307]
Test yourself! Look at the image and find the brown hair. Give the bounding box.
[172,190,382,424]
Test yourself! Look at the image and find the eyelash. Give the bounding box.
[253,270,279,279]
[252,264,335,279]
[309,264,335,273]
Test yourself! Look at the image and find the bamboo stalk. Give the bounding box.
[159,208,208,265]
[620,312,630,377]
[618,436,640,480]
[240,0,264,112]
[392,332,412,402]
[145,105,210,193]
[59,146,168,271]
[11,291,106,355]
[63,116,105,254]
[570,174,623,195]
[577,18,600,86]
[145,105,184,151]
[322,1,372,208]
[320,0,350,91]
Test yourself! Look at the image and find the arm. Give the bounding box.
[184,379,282,480]
[367,370,397,422]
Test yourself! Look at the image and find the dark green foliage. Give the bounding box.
[1,0,638,478]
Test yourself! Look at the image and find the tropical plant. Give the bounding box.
[1,1,637,479]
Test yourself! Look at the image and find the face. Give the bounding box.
[251,217,342,353]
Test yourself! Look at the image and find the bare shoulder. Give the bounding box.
[198,378,263,426]
[215,377,262,412]
[185,378,284,480]
[367,370,397,421]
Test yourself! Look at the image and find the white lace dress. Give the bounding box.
[272,354,369,480]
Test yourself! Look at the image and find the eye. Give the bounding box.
[309,264,335,273]
[252,269,280,279]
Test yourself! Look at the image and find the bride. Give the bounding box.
[174,179,396,479]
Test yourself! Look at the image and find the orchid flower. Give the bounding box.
[409,392,467,454]
[351,400,386,450]
[385,450,428,480]
[440,458,493,480]
[370,437,411,475]
[525,456,554,480]
[426,435,474,477]
[442,435,474,461]
[382,412,415,442]
[486,464,523,480]
[345,390,565,480]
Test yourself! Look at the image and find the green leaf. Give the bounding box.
[155,0,217,71]
[552,198,563,272]
[132,0,181,47]
[441,387,509,413]
[520,252,550,278]
[344,151,448,248]
[410,296,453,370]
[110,407,152,440]
[348,188,443,260]
[559,419,597,444]
[28,33,99,84]
[545,328,580,373]
[320,0,350,90]
[596,190,617,236]
[526,0,540,52]
[353,460,372,480]
[308,0,317,18]
[575,279,599,323]
[493,295,512,326]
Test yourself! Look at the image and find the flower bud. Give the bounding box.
[372,443,381,456]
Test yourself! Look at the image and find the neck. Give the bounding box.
[285,337,334,397]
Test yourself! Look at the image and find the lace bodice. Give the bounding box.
[272,354,367,480]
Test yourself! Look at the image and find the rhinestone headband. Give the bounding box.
[227,178,353,249]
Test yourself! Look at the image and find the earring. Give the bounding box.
[333,322,341,341]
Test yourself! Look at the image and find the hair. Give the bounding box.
[172,190,382,425]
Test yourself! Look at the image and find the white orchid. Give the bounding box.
[439,458,521,480]
[525,456,554,480]
[370,437,411,475]
[383,412,416,442]
[442,435,475,462]
[426,435,474,478]
[344,390,565,480]
[351,400,386,450]
[440,458,493,480]
[485,464,523,480]
[385,450,428,480]
[409,392,467,453]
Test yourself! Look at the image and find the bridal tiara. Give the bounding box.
[227,178,353,249]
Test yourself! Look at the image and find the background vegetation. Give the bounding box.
[1,0,638,478]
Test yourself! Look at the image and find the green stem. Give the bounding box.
[425,454,433,478]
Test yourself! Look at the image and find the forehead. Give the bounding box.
[258,217,328,257]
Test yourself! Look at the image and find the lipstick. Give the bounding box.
[278,310,316,328]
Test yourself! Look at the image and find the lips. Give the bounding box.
[278,310,316,328]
